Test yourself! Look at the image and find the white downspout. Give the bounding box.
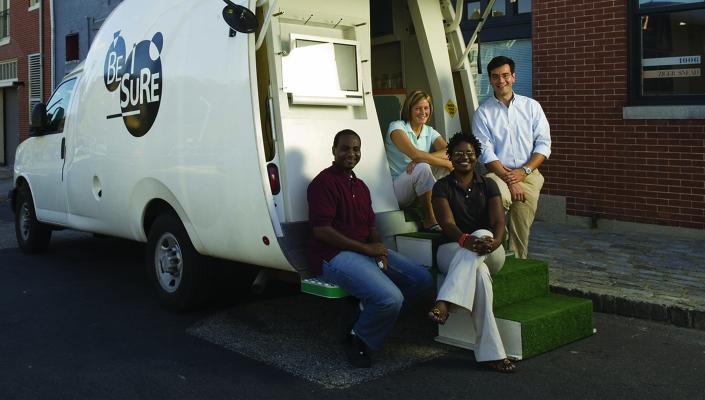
[49,0,55,89]
[38,0,44,100]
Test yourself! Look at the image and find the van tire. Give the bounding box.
[14,185,52,254]
[146,213,210,311]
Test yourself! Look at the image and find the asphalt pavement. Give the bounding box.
[1,176,704,398]
[0,229,704,399]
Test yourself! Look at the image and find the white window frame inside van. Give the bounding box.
[283,33,364,106]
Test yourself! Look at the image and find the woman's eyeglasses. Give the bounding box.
[451,151,475,158]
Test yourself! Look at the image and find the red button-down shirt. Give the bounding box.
[307,164,376,276]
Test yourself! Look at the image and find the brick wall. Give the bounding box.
[533,0,705,230]
[0,0,53,143]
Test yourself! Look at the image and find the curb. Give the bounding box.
[550,286,705,331]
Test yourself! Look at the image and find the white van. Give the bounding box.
[10,0,480,309]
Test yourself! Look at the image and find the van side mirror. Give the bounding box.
[30,103,48,137]
[222,0,257,35]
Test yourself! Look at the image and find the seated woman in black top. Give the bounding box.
[429,131,516,373]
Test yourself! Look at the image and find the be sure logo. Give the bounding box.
[104,31,164,137]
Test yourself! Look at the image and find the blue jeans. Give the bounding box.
[322,249,433,350]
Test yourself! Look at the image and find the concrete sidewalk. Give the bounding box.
[530,220,705,330]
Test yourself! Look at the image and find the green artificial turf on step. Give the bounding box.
[492,258,549,308]
[495,293,594,359]
[395,232,594,359]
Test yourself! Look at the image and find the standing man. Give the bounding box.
[472,56,551,259]
[307,129,433,368]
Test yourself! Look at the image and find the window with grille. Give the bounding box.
[0,59,17,82]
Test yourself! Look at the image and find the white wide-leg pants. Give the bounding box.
[436,229,506,362]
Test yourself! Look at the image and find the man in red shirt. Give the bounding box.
[308,129,433,368]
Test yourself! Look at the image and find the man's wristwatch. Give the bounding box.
[522,166,533,175]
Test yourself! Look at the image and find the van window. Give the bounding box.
[45,78,77,133]
[282,34,363,106]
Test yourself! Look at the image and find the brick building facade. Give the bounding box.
[533,0,705,231]
[0,0,52,166]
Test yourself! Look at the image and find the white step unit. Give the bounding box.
[434,275,524,360]
[395,235,435,267]
[395,234,525,359]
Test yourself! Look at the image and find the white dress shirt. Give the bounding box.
[472,93,551,168]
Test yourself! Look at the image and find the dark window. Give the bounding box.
[639,0,702,8]
[0,0,9,39]
[45,78,77,133]
[491,0,505,16]
[629,0,705,104]
[370,0,394,38]
[462,0,531,42]
[515,0,531,14]
[467,0,532,19]
[65,33,79,62]
[467,1,481,20]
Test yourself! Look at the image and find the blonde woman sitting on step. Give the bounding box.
[385,90,452,232]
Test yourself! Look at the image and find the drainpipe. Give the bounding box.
[38,0,44,101]
[49,0,55,89]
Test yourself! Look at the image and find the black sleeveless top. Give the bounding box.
[432,172,500,234]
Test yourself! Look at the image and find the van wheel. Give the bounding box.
[14,185,52,253]
[146,213,210,311]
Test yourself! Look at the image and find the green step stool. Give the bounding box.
[396,232,594,360]
[300,277,348,299]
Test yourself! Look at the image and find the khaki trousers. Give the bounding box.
[485,170,544,259]
[392,163,449,207]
